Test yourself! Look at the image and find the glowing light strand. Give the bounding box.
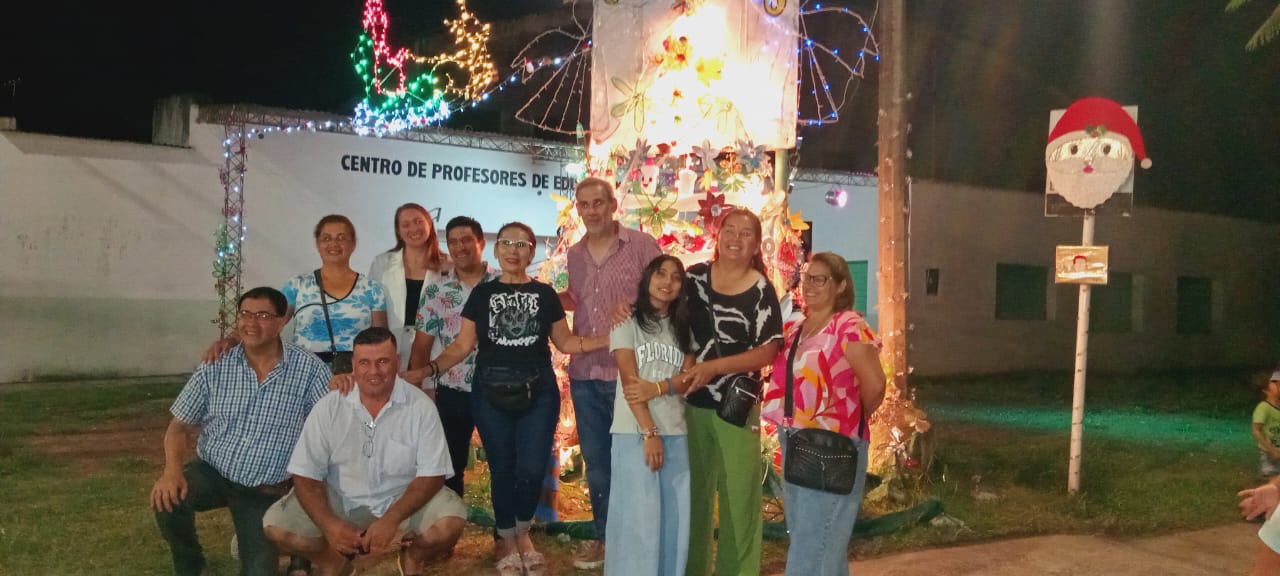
[510,3,593,134]
[349,0,496,136]
[510,1,879,134]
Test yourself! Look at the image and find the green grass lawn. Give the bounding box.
[0,369,1264,574]
[856,369,1262,556]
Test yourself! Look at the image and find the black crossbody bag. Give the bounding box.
[783,328,860,495]
[315,269,354,375]
[707,292,762,427]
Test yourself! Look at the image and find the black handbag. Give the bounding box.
[717,374,761,427]
[706,296,761,427]
[782,328,861,495]
[478,365,541,414]
[315,270,354,375]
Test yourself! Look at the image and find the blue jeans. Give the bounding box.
[781,431,869,576]
[472,366,561,531]
[570,378,616,539]
[604,434,690,576]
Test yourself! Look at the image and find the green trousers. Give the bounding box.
[686,405,763,576]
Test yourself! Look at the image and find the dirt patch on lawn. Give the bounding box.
[26,413,171,472]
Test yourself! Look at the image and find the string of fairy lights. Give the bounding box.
[214,0,881,328]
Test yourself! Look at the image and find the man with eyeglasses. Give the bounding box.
[561,176,662,568]
[264,327,465,576]
[151,287,332,576]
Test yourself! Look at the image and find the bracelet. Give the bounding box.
[665,377,676,396]
[430,361,440,377]
[653,380,663,397]
[641,427,660,440]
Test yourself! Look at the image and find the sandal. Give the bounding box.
[521,551,547,576]
[397,549,423,576]
[496,551,525,576]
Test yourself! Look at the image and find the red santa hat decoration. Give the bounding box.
[1046,97,1152,210]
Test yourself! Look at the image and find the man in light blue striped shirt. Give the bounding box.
[151,287,331,576]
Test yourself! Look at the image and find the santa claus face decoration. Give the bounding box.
[1045,97,1151,211]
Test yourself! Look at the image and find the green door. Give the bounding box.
[846,260,869,315]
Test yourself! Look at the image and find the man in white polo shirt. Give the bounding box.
[263,327,466,576]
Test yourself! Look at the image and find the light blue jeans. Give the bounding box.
[781,431,869,576]
[571,378,616,539]
[604,433,690,576]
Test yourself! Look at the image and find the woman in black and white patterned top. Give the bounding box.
[678,209,783,576]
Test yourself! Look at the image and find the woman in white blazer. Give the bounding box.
[369,203,450,368]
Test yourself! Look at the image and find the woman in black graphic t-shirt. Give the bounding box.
[408,222,609,576]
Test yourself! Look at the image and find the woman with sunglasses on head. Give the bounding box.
[368,203,450,369]
[679,209,783,576]
[760,252,886,576]
[403,222,610,576]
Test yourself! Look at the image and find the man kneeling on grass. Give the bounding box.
[151,287,332,576]
[263,327,466,576]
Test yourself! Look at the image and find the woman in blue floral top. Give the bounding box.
[280,214,388,368]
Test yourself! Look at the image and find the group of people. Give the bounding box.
[150,176,886,576]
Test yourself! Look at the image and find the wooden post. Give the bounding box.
[877,0,909,393]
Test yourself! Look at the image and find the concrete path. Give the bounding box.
[845,523,1258,575]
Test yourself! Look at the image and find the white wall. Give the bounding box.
[0,131,225,382]
[907,180,1280,375]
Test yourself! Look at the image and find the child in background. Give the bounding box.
[1252,369,1280,476]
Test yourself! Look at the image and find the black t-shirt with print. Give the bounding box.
[462,279,566,371]
[684,262,784,410]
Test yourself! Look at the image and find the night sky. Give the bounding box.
[3,0,1277,220]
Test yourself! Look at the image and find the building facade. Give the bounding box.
[907,180,1279,375]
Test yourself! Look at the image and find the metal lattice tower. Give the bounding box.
[215,119,248,338]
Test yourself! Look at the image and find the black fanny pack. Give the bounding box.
[478,365,541,414]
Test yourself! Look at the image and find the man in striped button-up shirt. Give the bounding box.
[562,177,663,568]
[151,287,331,576]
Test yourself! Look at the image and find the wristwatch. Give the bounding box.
[640,427,660,440]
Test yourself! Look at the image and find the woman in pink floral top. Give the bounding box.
[761,252,886,576]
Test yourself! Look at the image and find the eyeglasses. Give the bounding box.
[497,239,534,250]
[362,421,376,458]
[802,274,831,288]
[237,310,281,321]
[446,235,478,248]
